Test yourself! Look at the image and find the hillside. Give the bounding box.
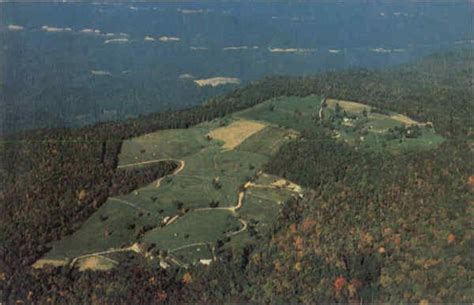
[0,50,472,304]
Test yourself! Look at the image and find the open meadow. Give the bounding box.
[36,95,443,270]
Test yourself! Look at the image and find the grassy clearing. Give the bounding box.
[142,210,240,257]
[171,244,213,264]
[44,200,157,259]
[238,191,282,225]
[236,126,298,157]
[207,119,267,150]
[323,98,444,152]
[234,95,322,132]
[77,256,117,271]
[32,259,66,269]
[227,174,302,248]
[326,98,371,113]
[42,95,442,269]
[42,119,283,266]
[118,124,215,166]
[181,147,267,182]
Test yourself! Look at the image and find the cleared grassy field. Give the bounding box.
[39,117,289,268]
[39,95,443,270]
[44,200,157,259]
[236,126,297,157]
[324,98,444,152]
[118,123,216,167]
[142,210,240,258]
[226,173,303,249]
[172,244,214,264]
[234,95,321,132]
[207,119,266,150]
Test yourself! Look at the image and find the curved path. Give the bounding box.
[37,158,252,270]
[117,158,177,169]
[226,219,248,237]
[109,197,150,213]
[156,160,185,187]
[69,243,142,268]
[194,181,249,214]
[169,242,209,253]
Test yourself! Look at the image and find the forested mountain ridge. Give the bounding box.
[0,49,472,304]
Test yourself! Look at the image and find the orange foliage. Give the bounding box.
[447,233,456,245]
[293,236,304,251]
[382,227,393,237]
[182,272,192,284]
[361,232,374,246]
[155,291,168,303]
[301,218,317,233]
[333,275,346,293]
[78,189,87,201]
[393,234,401,246]
[289,223,298,233]
[468,176,474,186]
[273,260,282,272]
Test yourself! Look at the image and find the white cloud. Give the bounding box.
[159,36,180,42]
[370,47,392,53]
[8,24,24,31]
[104,38,129,44]
[223,46,249,51]
[194,77,240,87]
[393,12,409,17]
[269,48,298,53]
[42,25,72,33]
[81,28,101,34]
[179,73,195,80]
[144,36,156,42]
[177,8,210,14]
[328,49,341,54]
[190,46,208,51]
[269,47,315,53]
[91,70,111,76]
[370,47,406,53]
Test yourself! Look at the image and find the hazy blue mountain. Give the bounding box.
[0,1,471,135]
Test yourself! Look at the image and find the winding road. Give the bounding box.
[36,157,254,270]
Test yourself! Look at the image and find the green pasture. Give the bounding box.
[45,200,158,259]
[323,100,445,152]
[234,95,322,132]
[118,123,217,166]
[142,210,240,255]
[171,244,214,263]
[41,94,444,268]
[236,126,295,157]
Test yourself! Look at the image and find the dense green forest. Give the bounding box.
[0,50,472,304]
